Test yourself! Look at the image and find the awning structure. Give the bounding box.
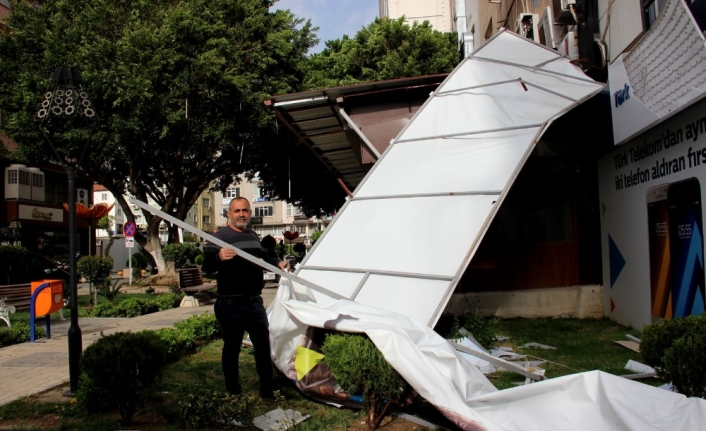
[288,30,605,327]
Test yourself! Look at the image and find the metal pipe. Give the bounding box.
[337,108,382,159]
[67,167,81,394]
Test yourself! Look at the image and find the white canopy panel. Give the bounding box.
[295,30,605,326]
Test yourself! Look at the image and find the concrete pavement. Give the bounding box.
[0,287,278,407]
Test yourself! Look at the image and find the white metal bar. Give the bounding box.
[434,79,526,96]
[128,198,347,300]
[338,108,382,159]
[522,80,577,102]
[349,272,370,301]
[450,341,545,381]
[352,191,502,201]
[469,56,601,85]
[395,123,544,144]
[300,265,454,281]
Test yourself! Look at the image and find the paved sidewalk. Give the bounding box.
[0,304,214,407]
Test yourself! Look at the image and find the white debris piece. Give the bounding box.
[624,360,655,374]
[519,342,557,350]
[253,408,310,431]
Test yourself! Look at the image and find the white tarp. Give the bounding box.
[289,30,604,327]
[269,281,706,431]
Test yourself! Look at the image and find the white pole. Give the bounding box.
[129,245,132,286]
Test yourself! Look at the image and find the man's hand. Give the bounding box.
[278,260,290,272]
[218,248,237,261]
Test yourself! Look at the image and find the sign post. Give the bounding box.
[123,222,136,286]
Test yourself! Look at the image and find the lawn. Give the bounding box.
[0,317,666,430]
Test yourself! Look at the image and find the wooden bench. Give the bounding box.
[177,268,215,307]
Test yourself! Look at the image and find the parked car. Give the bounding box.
[0,252,70,289]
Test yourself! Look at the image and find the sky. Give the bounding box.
[272,0,379,54]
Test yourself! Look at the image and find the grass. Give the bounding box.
[0,317,668,430]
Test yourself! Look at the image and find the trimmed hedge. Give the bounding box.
[90,293,184,317]
[0,323,46,347]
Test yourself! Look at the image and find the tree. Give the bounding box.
[0,0,316,273]
[304,17,461,90]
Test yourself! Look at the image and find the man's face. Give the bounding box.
[228,199,251,232]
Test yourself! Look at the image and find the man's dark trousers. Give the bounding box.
[214,296,273,396]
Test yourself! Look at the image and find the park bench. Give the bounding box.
[0,283,30,328]
[177,268,215,307]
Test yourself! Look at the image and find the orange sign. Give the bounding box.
[30,280,64,317]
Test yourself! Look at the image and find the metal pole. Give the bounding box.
[66,167,82,395]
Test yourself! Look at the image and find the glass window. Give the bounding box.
[116,208,122,216]
[193,214,197,222]
[226,187,240,198]
[202,198,210,207]
[202,215,210,224]
[101,193,107,200]
[253,185,261,198]
[222,208,228,218]
[287,204,292,216]
[254,206,273,217]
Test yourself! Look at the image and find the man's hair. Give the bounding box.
[228,196,250,209]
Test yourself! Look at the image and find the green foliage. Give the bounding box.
[78,331,167,425]
[95,277,125,301]
[155,292,185,310]
[155,313,222,362]
[322,333,409,430]
[194,254,204,265]
[642,314,706,397]
[177,385,259,429]
[0,245,27,285]
[174,313,222,341]
[154,327,195,363]
[310,229,323,244]
[96,215,116,236]
[434,312,498,349]
[163,244,201,269]
[304,17,460,90]
[0,323,46,347]
[0,0,321,245]
[168,281,182,295]
[91,297,160,317]
[126,252,150,269]
[77,256,114,285]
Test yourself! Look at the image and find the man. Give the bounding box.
[202,197,289,398]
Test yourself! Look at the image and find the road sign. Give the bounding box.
[125,237,135,248]
[123,221,136,237]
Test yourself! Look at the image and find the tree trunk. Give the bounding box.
[145,234,167,274]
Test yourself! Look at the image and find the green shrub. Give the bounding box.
[177,385,258,429]
[75,374,112,414]
[126,253,149,269]
[78,331,167,425]
[91,302,119,317]
[0,323,46,347]
[662,322,706,398]
[194,255,204,265]
[154,327,195,362]
[96,277,125,302]
[155,293,184,310]
[168,281,181,295]
[163,244,200,269]
[322,333,409,430]
[91,297,161,318]
[433,313,461,339]
[174,313,222,341]
[641,315,703,371]
[77,256,114,285]
[458,311,498,349]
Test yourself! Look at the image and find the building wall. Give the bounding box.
[598,0,644,63]
[383,0,456,32]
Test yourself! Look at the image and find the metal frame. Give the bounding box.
[129,198,347,300]
[352,191,502,201]
[337,108,382,159]
[300,265,454,281]
[395,123,546,144]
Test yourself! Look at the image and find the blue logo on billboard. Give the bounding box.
[614,83,630,108]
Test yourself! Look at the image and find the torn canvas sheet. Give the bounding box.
[269,283,706,431]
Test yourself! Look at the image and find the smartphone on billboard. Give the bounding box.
[647,184,671,321]
[667,178,706,318]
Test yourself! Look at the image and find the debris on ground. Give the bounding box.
[519,342,557,350]
[252,408,310,430]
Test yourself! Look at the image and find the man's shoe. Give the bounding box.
[227,385,243,396]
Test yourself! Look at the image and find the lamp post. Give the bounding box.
[35,67,98,395]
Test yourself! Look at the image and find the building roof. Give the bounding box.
[265,74,448,192]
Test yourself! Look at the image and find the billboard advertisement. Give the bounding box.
[598,96,706,329]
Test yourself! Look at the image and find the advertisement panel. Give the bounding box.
[598,97,706,328]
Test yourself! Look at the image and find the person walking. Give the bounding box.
[202,197,289,398]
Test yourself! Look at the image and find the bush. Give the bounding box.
[0,323,46,347]
[194,254,204,265]
[78,331,167,425]
[126,252,150,269]
[154,327,195,362]
[433,312,498,349]
[91,297,161,318]
[177,385,258,429]
[77,256,114,285]
[163,243,200,269]
[96,277,125,302]
[174,313,222,341]
[642,314,706,397]
[322,333,409,430]
[155,293,184,310]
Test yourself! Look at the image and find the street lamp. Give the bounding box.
[35,67,98,395]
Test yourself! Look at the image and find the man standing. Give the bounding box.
[202,197,289,398]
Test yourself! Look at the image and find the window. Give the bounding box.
[202,198,210,207]
[222,208,228,218]
[202,215,210,224]
[287,204,292,216]
[254,206,273,217]
[226,187,240,198]
[642,0,667,30]
[101,193,107,200]
[253,185,261,198]
[193,214,197,222]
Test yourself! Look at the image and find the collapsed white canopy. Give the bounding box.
[290,30,605,326]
